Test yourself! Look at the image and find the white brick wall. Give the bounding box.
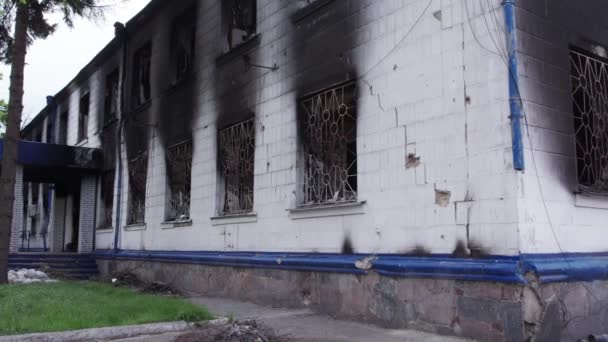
[44,0,518,255]
[515,0,608,253]
[9,165,24,253]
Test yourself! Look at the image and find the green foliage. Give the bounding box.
[0,281,214,335]
[0,0,104,63]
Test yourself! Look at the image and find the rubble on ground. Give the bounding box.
[8,269,59,284]
[175,320,290,342]
[110,272,178,295]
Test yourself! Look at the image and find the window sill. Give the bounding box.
[161,219,193,229]
[124,223,146,231]
[216,34,261,67]
[575,193,608,209]
[96,228,114,234]
[292,0,336,23]
[76,138,88,147]
[288,201,366,220]
[210,212,257,226]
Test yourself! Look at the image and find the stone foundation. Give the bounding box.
[98,259,532,341]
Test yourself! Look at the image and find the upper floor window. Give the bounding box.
[222,0,256,51]
[58,110,68,145]
[104,69,119,124]
[298,81,358,206]
[78,92,90,143]
[171,9,196,83]
[570,46,608,194]
[218,118,255,215]
[132,43,151,107]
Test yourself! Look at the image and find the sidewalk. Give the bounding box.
[113,296,472,342]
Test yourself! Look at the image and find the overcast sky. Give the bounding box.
[0,0,150,124]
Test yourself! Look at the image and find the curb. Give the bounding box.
[0,318,229,342]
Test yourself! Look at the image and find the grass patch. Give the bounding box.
[0,281,213,335]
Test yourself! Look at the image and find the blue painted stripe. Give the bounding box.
[94,250,608,284]
[94,249,525,283]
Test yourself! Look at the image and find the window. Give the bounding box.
[222,0,256,51]
[171,10,196,83]
[166,140,192,221]
[58,110,68,145]
[570,47,608,194]
[104,69,120,124]
[218,118,255,215]
[132,43,151,107]
[78,92,90,142]
[98,170,115,229]
[127,152,148,225]
[298,81,358,206]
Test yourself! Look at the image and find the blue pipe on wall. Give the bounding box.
[503,0,525,171]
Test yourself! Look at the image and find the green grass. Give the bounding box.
[0,282,213,335]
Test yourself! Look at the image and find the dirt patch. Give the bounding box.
[176,320,290,342]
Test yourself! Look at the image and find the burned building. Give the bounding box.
[4,0,608,340]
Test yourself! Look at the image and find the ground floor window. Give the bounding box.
[218,118,255,215]
[570,47,608,194]
[165,140,192,221]
[127,152,148,225]
[298,81,358,206]
[98,170,115,229]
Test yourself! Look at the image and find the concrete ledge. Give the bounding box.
[0,319,228,342]
[521,252,608,283]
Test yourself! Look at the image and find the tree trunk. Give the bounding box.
[0,4,29,284]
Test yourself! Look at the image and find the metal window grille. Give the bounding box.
[98,170,115,229]
[166,141,192,221]
[127,153,148,225]
[299,81,358,205]
[218,118,255,215]
[570,48,608,194]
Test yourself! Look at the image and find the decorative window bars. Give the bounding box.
[218,118,255,215]
[299,81,358,206]
[98,170,115,229]
[570,47,608,194]
[127,152,148,225]
[166,140,193,221]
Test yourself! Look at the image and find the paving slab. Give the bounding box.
[111,296,473,342]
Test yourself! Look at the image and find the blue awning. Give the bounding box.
[0,139,102,170]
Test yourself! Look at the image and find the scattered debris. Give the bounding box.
[175,320,290,342]
[8,269,58,284]
[110,272,178,295]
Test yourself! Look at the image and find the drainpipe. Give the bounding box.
[113,22,127,253]
[503,0,524,171]
[43,96,58,251]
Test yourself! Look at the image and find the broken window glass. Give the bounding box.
[104,69,120,124]
[218,118,255,215]
[127,152,148,225]
[132,43,152,107]
[166,140,192,221]
[78,92,90,142]
[570,47,608,194]
[171,10,196,83]
[299,81,358,206]
[223,0,256,51]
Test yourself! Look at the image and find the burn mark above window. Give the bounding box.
[104,69,120,124]
[132,43,152,107]
[570,46,608,194]
[218,118,255,215]
[223,0,256,52]
[298,81,358,206]
[171,9,196,84]
[78,92,90,143]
